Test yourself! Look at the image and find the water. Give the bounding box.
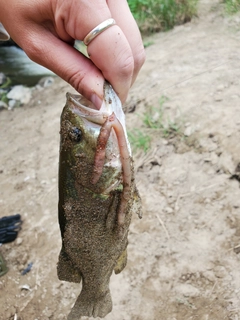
[0,46,55,87]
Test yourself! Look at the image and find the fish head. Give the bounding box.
[60,92,122,195]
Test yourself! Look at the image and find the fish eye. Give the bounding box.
[69,127,82,142]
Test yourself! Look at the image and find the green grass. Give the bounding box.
[128,96,183,153]
[128,0,198,34]
[128,129,151,153]
[142,96,182,137]
[224,0,240,14]
[142,95,169,129]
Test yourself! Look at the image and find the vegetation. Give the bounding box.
[128,130,151,153]
[127,0,198,34]
[224,0,240,14]
[128,96,183,153]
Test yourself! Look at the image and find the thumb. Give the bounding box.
[22,27,105,109]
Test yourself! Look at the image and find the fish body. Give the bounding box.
[57,83,141,319]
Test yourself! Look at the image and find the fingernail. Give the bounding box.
[90,93,103,110]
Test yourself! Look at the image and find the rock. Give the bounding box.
[184,126,194,137]
[202,270,216,282]
[164,206,173,214]
[175,283,200,297]
[214,266,227,278]
[16,237,23,245]
[8,99,17,110]
[37,76,54,88]
[216,84,225,91]
[7,85,32,105]
[0,72,6,85]
[218,153,235,175]
[214,94,223,102]
[0,101,8,110]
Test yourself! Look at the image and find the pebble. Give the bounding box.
[0,72,6,85]
[164,206,173,214]
[16,237,23,245]
[184,126,194,137]
[175,283,200,297]
[8,99,17,110]
[7,85,32,105]
[202,270,216,282]
[214,94,223,101]
[37,76,54,88]
[0,101,8,110]
[214,266,227,278]
[217,84,225,91]
[219,153,235,174]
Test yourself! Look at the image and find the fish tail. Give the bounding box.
[67,286,112,319]
[57,248,81,283]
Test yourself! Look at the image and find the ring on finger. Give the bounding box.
[84,18,116,46]
[74,18,116,59]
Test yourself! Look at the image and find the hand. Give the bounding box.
[0,0,145,108]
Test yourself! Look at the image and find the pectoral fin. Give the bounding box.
[114,249,127,274]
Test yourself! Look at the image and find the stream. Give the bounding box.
[0,46,54,87]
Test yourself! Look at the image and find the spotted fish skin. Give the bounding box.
[57,83,142,319]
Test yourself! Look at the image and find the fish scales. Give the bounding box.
[57,83,142,319]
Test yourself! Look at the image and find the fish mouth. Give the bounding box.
[66,93,111,126]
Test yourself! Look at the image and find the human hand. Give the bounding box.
[0,0,145,108]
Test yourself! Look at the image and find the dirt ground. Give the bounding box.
[1,1,240,319]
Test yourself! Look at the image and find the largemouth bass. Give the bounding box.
[57,83,142,319]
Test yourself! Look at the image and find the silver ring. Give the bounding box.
[83,18,116,46]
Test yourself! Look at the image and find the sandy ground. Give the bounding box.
[1,1,240,319]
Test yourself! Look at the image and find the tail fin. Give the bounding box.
[67,287,112,319]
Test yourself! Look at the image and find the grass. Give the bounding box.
[128,96,183,153]
[142,96,182,137]
[142,95,169,129]
[128,0,198,34]
[128,129,151,153]
[224,0,240,14]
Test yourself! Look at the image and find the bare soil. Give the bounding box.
[1,1,240,319]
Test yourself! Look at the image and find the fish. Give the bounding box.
[57,82,142,319]
[0,23,10,41]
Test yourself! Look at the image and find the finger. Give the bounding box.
[53,0,139,102]
[54,0,112,41]
[21,26,105,109]
[56,0,134,103]
[53,0,133,102]
[86,24,134,103]
[107,0,145,85]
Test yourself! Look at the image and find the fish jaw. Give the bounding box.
[67,83,131,155]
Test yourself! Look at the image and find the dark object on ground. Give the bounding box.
[21,262,33,275]
[0,214,23,277]
[0,252,8,277]
[0,214,22,244]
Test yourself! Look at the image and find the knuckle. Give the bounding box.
[23,38,46,63]
[117,54,135,78]
[134,47,146,71]
[67,70,85,94]
[23,42,40,62]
